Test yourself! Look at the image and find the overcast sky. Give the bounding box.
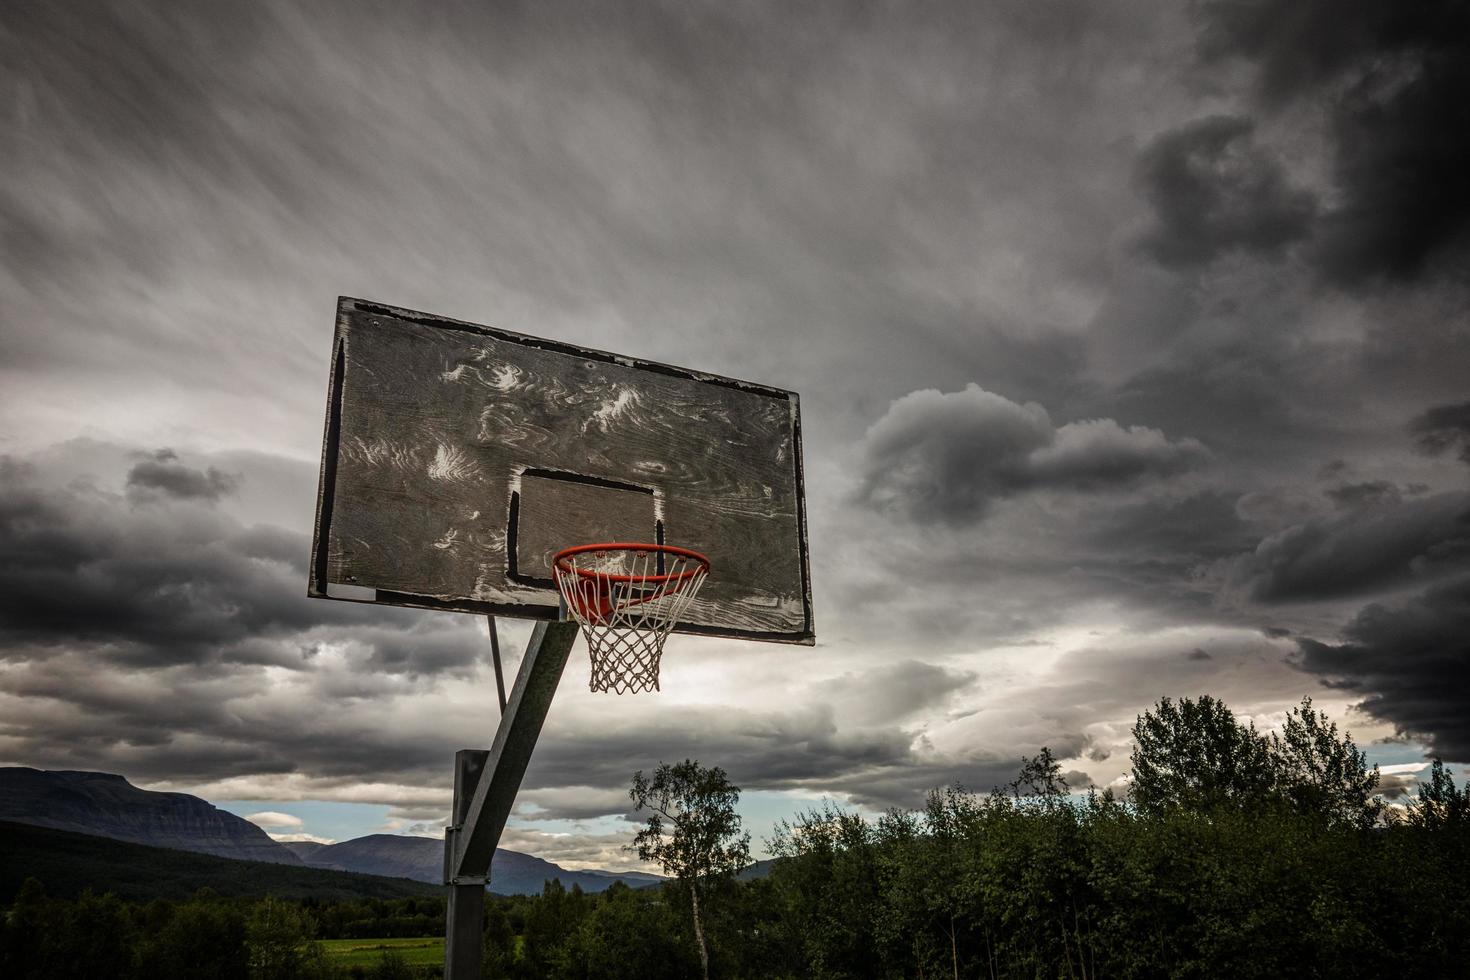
[3,0,1468,869]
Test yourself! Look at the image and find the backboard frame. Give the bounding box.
[309,297,815,645]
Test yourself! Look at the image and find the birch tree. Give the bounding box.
[630,760,751,980]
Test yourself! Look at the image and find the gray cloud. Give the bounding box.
[816,661,978,728]
[126,449,240,502]
[1322,480,1430,510]
[1411,401,1470,465]
[526,703,922,799]
[858,384,1208,525]
[1296,576,1470,758]
[1135,115,1315,268]
[1223,491,1470,603]
[0,450,474,677]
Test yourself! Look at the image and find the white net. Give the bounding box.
[552,545,710,694]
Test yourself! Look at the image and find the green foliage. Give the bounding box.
[136,896,249,979]
[1130,695,1385,830]
[247,896,330,980]
[0,878,48,978]
[769,801,880,978]
[1129,695,1277,815]
[1405,758,1470,829]
[367,949,415,980]
[1269,697,1384,828]
[481,901,516,978]
[555,881,699,980]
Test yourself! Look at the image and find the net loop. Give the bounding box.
[552,543,710,694]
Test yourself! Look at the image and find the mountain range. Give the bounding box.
[0,767,661,896]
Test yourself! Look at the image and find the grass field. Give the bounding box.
[320,937,445,970]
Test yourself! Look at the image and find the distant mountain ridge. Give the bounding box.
[0,768,662,896]
[295,834,664,895]
[0,768,297,864]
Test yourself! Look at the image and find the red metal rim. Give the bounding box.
[552,542,711,584]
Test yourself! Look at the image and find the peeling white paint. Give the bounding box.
[586,386,638,432]
[491,364,521,391]
[428,443,474,482]
[348,436,416,470]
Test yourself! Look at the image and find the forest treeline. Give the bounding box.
[3,696,1469,978]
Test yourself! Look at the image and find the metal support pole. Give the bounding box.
[443,620,579,980]
[488,616,507,714]
[444,749,488,979]
[454,620,579,879]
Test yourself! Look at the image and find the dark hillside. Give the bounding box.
[0,820,441,903]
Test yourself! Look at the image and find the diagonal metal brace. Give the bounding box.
[450,620,579,881]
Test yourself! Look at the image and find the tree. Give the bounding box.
[1406,759,1470,829]
[559,882,698,980]
[1007,746,1071,799]
[1129,695,1276,815]
[629,760,751,980]
[246,896,327,980]
[0,878,48,979]
[142,897,248,980]
[1270,697,1383,829]
[770,802,881,978]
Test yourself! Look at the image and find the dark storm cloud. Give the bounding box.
[1033,490,1261,628]
[1296,576,1470,758]
[515,700,1070,813]
[1323,481,1406,509]
[858,384,1208,525]
[1083,490,1253,564]
[817,661,978,727]
[0,451,464,674]
[1411,401,1470,464]
[0,650,460,786]
[1318,50,1470,284]
[125,449,240,502]
[1195,1,1458,102]
[822,754,1078,810]
[1111,345,1304,462]
[1223,491,1470,603]
[528,704,919,795]
[1135,115,1315,268]
[1195,0,1470,285]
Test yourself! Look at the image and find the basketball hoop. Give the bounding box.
[552,543,711,694]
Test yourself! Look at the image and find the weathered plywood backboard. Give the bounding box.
[310,298,814,644]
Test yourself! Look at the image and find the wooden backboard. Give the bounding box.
[310,298,814,644]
